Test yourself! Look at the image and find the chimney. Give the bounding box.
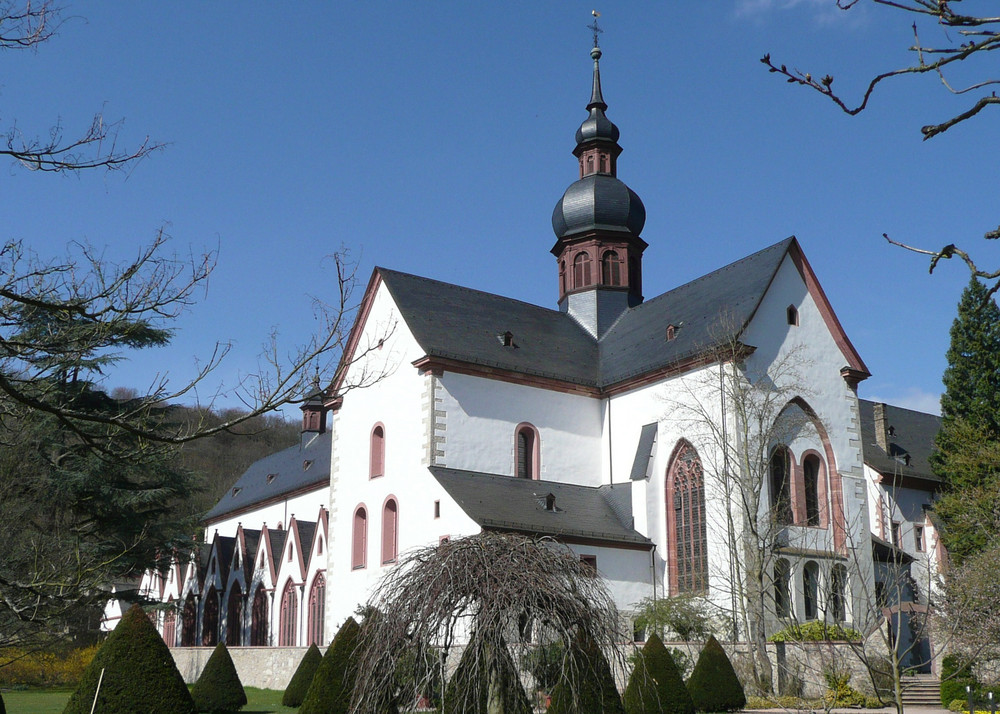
[873,402,889,453]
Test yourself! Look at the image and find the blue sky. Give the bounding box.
[5,2,998,417]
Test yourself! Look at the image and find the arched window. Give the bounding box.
[560,260,567,295]
[572,253,592,290]
[666,441,708,595]
[770,447,793,525]
[787,304,799,326]
[352,506,368,569]
[202,587,219,646]
[774,559,791,618]
[803,454,821,526]
[162,601,176,647]
[515,424,539,480]
[181,593,197,646]
[601,250,621,286]
[803,561,820,620]
[829,564,847,622]
[250,585,268,646]
[226,585,243,646]
[370,424,385,479]
[278,580,297,647]
[308,574,326,646]
[382,498,399,564]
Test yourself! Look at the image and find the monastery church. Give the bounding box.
[113,39,945,683]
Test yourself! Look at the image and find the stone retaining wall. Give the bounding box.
[171,646,308,690]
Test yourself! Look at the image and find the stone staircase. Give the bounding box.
[900,675,942,707]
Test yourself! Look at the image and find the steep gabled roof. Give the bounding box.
[239,528,261,581]
[429,466,650,548]
[859,399,942,485]
[295,519,317,574]
[202,431,330,524]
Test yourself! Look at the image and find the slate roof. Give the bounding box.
[378,237,795,390]
[239,528,261,580]
[429,466,650,547]
[297,520,317,566]
[858,399,942,484]
[202,431,331,524]
[213,536,235,585]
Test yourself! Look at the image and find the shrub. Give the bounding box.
[63,604,195,714]
[547,633,624,714]
[191,642,246,713]
[767,621,863,642]
[941,654,979,707]
[283,643,323,707]
[300,618,371,714]
[685,635,746,712]
[0,644,98,687]
[623,634,695,714]
[443,637,531,714]
[822,668,880,709]
[526,641,565,693]
[0,690,5,714]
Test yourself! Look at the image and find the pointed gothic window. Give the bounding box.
[515,424,539,480]
[162,603,176,647]
[308,574,325,646]
[774,558,791,618]
[770,447,793,525]
[803,561,820,620]
[250,585,268,646]
[370,424,385,479]
[601,250,621,286]
[226,585,243,646]
[666,441,708,595]
[352,506,368,569]
[382,498,399,564]
[202,587,219,647]
[803,454,821,526]
[278,580,297,646]
[572,253,592,289]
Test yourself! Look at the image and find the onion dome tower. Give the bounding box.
[551,34,647,338]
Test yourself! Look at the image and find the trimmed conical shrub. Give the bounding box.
[63,604,195,714]
[547,633,624,714]
[443,637,532,714]
[624,634,695,714]
[299,617,361,714]
[191,642,247,712]
[686,636,745,712]
[283,642,323,707]
[0,689,5,714]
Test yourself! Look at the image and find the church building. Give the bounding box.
[122,38,946,684]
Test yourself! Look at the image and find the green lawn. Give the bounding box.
[1,686,298,714]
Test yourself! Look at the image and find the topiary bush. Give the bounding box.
[300,617,363,714]
[63,604,195,714]
[685,635,746,713]
[941,654,979,707]
[283,642,323,707]
[443,637,531,714]
[623,633,695,714]
[191,642,246,713]
[0,689,5,714]
[547,632,624,714]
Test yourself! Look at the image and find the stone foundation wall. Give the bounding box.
[171,646,309,690]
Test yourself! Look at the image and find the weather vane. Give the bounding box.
[587,10,602,49]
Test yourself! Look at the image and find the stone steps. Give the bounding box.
[901,676,941,707]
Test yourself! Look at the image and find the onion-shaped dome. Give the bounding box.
[551,173,646,239]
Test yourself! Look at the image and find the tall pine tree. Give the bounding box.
[931,278,1000,563]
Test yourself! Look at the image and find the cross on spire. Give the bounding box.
[587,10,602,49]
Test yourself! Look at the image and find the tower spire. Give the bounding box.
[587,11,606,110]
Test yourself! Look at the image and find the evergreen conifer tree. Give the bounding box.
[63,604,195,714]
[931,278,1000,562]
[685,636,745,713]
[300,617,363,714]
[624,634,695,714]
[547,632,625,714]
[283,642,324,707]
[443,636,532,714]
[190,642,247,713]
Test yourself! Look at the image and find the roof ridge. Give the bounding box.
[858,397,941,419]
[428,465,609,492]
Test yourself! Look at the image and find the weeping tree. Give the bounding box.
[350,532,627,714]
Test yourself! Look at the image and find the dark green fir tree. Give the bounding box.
[283,642,323,707]
[685,636,745,713]
[191,642,247,713]
[623,634,695,714]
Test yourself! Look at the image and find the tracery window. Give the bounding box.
[202,587,219,647]
[250,585,268,646]
[226,585,243,646]
[181,593,197,646]
[308,574,325,646]
[667,441,708,595]
[278,580,297,647]
[162,602,176,647]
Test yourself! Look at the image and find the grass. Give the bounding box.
[1,686,299,713]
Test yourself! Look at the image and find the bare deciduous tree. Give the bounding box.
[761,1,1000,293]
